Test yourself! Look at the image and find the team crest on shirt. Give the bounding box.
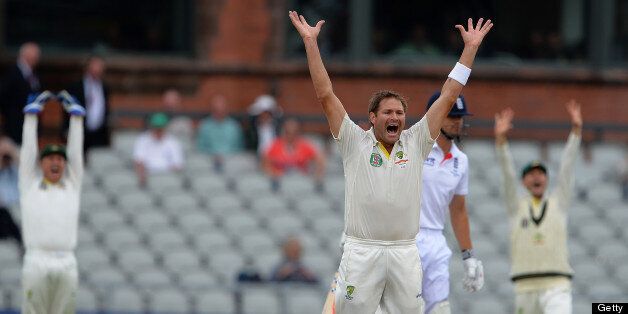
[370,152,383,167]
[345,285,355,300]
[395,150,408,168]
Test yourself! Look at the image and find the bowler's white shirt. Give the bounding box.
[419,142,469,230]
[20,115,83,251]
[133,132,184,174]
[335,114,434,241]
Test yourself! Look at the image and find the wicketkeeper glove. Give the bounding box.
[23,90,54,114]
[463,257,484,292]
[57,90,86,116]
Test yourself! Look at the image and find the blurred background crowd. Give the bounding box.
[0,0,627,313]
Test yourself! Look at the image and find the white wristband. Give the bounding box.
[448,62,472,86]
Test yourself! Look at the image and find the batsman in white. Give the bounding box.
[20,90,86,314]
[494,100,582,314]
[288,10,493,313]
[417,92,484,314]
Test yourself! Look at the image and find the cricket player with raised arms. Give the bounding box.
[494,100,582,314]
[288,10,493,313]
[20,90,86,314]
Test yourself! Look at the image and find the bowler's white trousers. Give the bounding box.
[335,235,425,314]
[22,249,78,314]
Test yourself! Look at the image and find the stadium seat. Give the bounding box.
[133,211,172,234]
[223,153,258,175]
[587,183,623,209]
[81,190,110,209]
[223,214,259,232]
[88,209,126,233]
[283,285,325,314]
[235,174,274,198]
[192,230,233,252]
[241,287,281,314]
[148,230,189,254]
[148,173,185,196]
[149,288,190,313]
[161,192,199,212]
[577,221,617,248]
[133,267,173,289]
[509,141,541,165]
[266,214,305,238]
[116,247,156,273]
[302,252,336,279]
[177,210,215,234]
[100,170,138,195]
[87,266,127,287]
[294,196,334,219]
[594,242,628,264]
[117,192,154,212]
[248,195,289,216]
[112,130,140,156]
[77,247,111,272]
[177,269,219,290]
[254,251,282,277]
[104,287,145,313]
[310,216,344,236]
[207,193,246,217]
[587,282,626,301]
[278,174,316,196]
[162,249,201,273]
[103,227,143,252]
[209,251,245,283]
[76,287,99,312]
[572,260,609,286]
[195,289,236,314]
[0,265,21,287]
[88,148,125,173]
[184,153,213,175]
[238,231,277,257]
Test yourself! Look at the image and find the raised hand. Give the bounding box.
[455,18,493,48]
[288,10,325,40]
[565,99,582,130]
[57,90,86,116]
[494,108,514,138]
[24,90,54,114]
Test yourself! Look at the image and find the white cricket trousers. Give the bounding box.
[334,235,424,314]
[22,249,78,314]
[416,228,452,314]
[515,284,572,314]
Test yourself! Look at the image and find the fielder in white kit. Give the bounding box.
[417,92,484,314]
[288,10,493,313]
[20,90,86,314]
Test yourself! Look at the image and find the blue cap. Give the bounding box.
[426,91,472,117]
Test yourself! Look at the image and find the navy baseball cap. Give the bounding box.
[426,91,472,117]
[521,161,548,179]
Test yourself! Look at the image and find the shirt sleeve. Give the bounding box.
[170,138,184,169]
[66,115,84,185]
[18,114,39,190]
[407,116,437,161]
[454,158,469,195]
[555,132,581,211]
[196,121,211,154]
[333,114,367,160]
[495,141,520,216]
[133,135,147,163]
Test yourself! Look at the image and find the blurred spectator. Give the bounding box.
[0,135,22,246]
[133,113,184,187]
[65,55,111,152]
[196,95,244,170]
[390,24,440,58]
[246,95,282,155]
[163,89,194,140]
[262,119,326,188]
[237,258,263,283]
[0,42,41,144]
[271,237,318,284]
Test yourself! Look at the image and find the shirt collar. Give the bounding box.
[366,127,403,148]
[40,178,65,189]
[17,60,32,78]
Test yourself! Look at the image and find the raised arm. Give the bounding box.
[556,100,582,207]
[425,18,493,138]
[19,91,54,189]
[289,11,346,137]
[58,91,86,183]
[494,108,519,215]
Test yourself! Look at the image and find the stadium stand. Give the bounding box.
[0,132,626,314]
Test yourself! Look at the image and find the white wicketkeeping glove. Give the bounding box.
[463,257,484,292]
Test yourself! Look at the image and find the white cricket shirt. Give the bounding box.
[420,142,469,230]
[335,114,435,241]
[20,115,83,251]
[133,131,184,174]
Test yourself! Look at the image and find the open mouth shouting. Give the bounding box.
[386,123,399,136]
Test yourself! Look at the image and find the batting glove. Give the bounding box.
[23,90,54,114]
[57,90,86,116]
[463,257,484,292]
